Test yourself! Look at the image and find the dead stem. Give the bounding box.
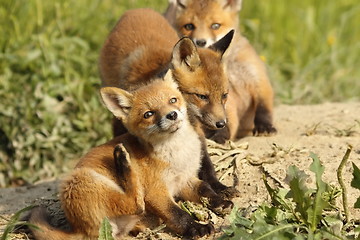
[337,145,353,223]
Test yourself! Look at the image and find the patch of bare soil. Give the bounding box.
[1,102,360,239]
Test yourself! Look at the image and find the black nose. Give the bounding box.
[215,120,226,129]
[196,39,206,47]
[166,111,178,120]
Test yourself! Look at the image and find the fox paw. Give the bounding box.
[113,143,132,185]
[184,222,214,239]
[221,186,240,199]
[209,197,234,216]
[211,184,240,200]
[114,144,131,167]
[253,123,277,136]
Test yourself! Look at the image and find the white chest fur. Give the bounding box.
[152,122,202,196]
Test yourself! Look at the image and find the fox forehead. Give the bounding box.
[131,82,184,110]
[181,0,219,13]
[175,0,236,33]
[173,51,229,95]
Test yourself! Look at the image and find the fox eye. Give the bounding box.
[211,23,221,30]
[184,23,195,31]
[169,97,177,104]
[222,93,228,100]
[144,111,154,119]
[196,94,208,100]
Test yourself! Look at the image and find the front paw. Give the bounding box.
[218,186,240,200]
[203,196,234,216]
[184,222,214,239]
[253,123,277,136]
[211,183,240,200]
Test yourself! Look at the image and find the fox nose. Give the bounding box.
[166,111,178,120]
[195,39,207,47]
[215,120,226,129]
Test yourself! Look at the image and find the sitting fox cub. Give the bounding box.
[165,0,277,143]
[99,8,239,198]
[29,78,231,240]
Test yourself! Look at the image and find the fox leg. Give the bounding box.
[145,185,214,238]
[179,178,233,216]
[253,78,277,135]
[113,143,134,192]
[60,167,144,238]
[198,139,240,199]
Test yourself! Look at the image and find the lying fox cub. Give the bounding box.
[29,77,232,240]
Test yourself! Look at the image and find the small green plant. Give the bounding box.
[98,217,114,240]
[0,206,37,240]
[220,152,357,240]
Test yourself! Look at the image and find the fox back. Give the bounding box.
[100,8,179,90]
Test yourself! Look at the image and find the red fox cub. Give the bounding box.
[29,78,232,240]
[165,0,277,143]
[99,8,239,198]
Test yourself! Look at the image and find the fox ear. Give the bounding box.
[209,30,234,57]
[100,87,133,120]
[175,0,187,8]
[172,37,201,71]
[163,70,180,89]
[167,0,186,8]
[221,0,242,11]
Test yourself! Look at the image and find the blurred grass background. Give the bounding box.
[0,0,359,187]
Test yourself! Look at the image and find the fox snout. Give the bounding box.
[166,111,178,120]
[200,105,228,130]
[155,109,185,134]
[215,119,226,129]
[195,39,207,47]
[202,113,227,130]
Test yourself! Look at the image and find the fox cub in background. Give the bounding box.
[99,8,239,198]
[165,0,277,143]
[29,78,231,240]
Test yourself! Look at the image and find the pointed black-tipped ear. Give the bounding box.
[100,87,133,120]
[176,0,187,8]
[172,37,201,71]
[209,29,234,57]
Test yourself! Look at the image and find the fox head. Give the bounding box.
[170,30,234,130]
[168,0,242,48]
[100,74,188,143]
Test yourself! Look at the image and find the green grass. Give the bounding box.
[220,151,358,239]
[241,0,360,104]
[0,0,359,186]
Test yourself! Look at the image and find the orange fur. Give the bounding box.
[29,80,231,240]
[99,8,239,199]
[165,0,277,143]
[99,8,232,132]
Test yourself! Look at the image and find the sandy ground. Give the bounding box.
[1,102,360,239]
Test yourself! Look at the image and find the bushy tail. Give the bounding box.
[29,206,83,240]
